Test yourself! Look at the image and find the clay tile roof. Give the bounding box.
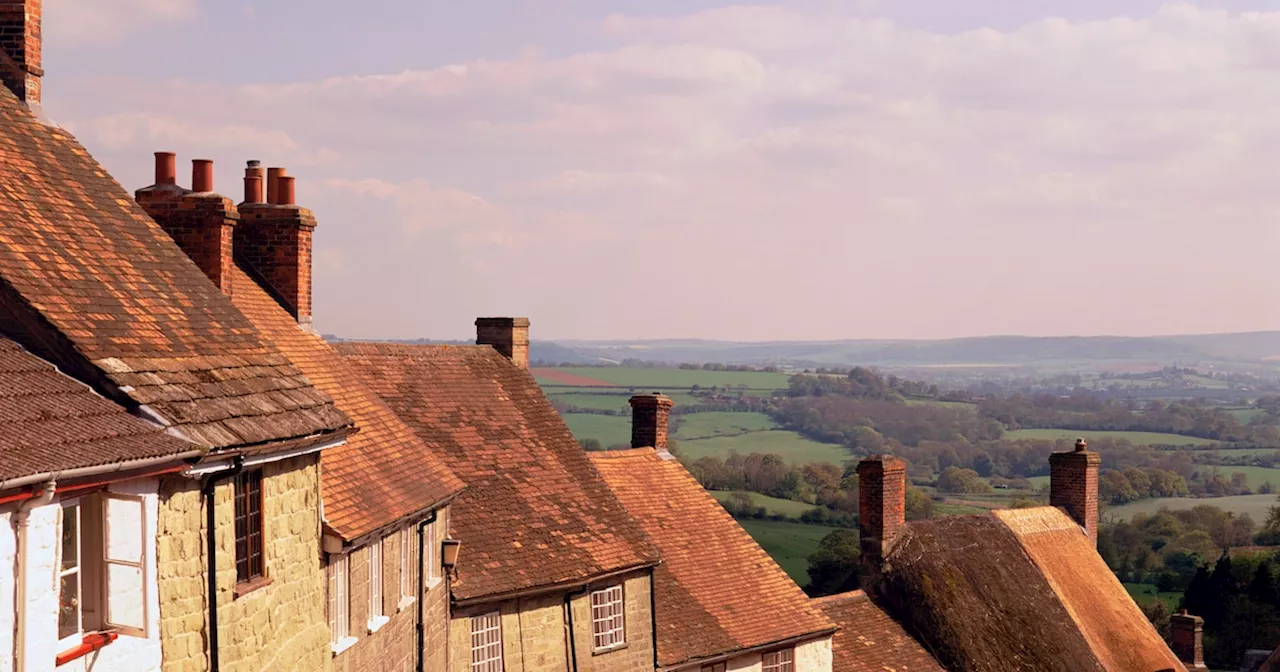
[335,342,660,602]
[0,336,196,483]
[869,509,1186,672]
[228,266,464,541]
[0,86,349,450]
[588,447,836,668]
[811,590,944,672]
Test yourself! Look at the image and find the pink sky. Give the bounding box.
[40,1,1280,341]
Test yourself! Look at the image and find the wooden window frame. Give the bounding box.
[102,493,148,637]
[57,500,83,649]
[329,554,355,654]
[368,538,388,632]
[233,469,266,588]
[762,648,795,672]
[470,611,504,672]
[399,526,415,609]
[589,584,626,652]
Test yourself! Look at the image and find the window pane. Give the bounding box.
[106,563,145,630]
[61,505,78,570]
[105,497,143,563]
[58,571,79,639]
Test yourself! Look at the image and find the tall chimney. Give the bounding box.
[135,154,238,294]
[242,160,264,204]
[0,0,42,108]
[1170,610,1207,670]
[857,456,906,569]
[237,164,317,326]
[475,317,530,368]
[629,393,674,452]
[1049,438,1101,545]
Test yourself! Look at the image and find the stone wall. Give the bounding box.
[448,569,654,672]
[156,455,330,672]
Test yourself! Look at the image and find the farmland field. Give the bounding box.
[736,519,837,585]
[675,412,778,439]
[533,366,791,390]
[709,491,817,517]
[1004,428,1219,446]
[561,414,630,448]
[1189,465,1280,489]
[1105,494,1278,521]
[678,431,852,465]
[1123,583,1182,611]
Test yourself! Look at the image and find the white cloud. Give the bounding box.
[50,0,198,45]
[52,2,1280,339]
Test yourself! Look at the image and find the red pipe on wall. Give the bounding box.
[0,463,189,506]
[55,632,119,666]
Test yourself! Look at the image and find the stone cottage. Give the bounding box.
[337,321,664,672]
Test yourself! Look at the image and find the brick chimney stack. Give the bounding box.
[1170,610,1207,670]
[629,393,674,452]
[857,456,906,569]
[1049,438,1102,544]
[135,153,238,294]
[0,0,42,109]
[237,163,317,326]
[475,317,530,368]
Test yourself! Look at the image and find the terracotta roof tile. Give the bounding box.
[228,267,465,541]
[588,447,836,667]
[0,336,196,483]
[336,343,660,601]
[0,86,349,450]
[811,591,944,672]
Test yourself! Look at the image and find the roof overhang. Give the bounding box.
[451,560,661,608]
[658,629,839,672]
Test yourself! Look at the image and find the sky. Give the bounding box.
[38,0,1280,341]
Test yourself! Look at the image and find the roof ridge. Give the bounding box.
[590,447,656,459]
[810,589,868,605]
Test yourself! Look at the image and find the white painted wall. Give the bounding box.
[716,636,832,672]
[10,478,162,672]
[1,510,15,672]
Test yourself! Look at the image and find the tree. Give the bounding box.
[1141,599,1172,641]
[935,467,992,494]
[805,529,861,597]
[905,487,935,520]
[579,438,603,451]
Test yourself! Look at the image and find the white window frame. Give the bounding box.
[470,611,503,672]
[102,493,147,637]
[701,664,727,672]
[590,584,626,652]
[329,554,355,655]
[399,526,415,611]
[57,500,83,650]
[368,538,388,633]
[762,648,795,672]
[425,517,439,587]
[57,493,151,651]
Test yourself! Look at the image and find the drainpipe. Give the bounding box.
[563,584,590,672]
[648,566,659,668]
[415,509,438,672]
[202,458,243,672]
[13,480,56,672]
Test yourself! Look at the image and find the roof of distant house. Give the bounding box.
[336,342,661,601]
[810,590,943,672]
[0,336,196,484]
[228,266,465,541]
[867,506,1186,672]
[588,447,836,669]
[0,86,350,451]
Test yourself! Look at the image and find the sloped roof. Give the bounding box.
[0,336,197,483]
[228,266,464,541]
[811,590,944,672]
[588,447,836,668]
[335,342,660,601]
[0,86,349,450]
[868,507,1186,672]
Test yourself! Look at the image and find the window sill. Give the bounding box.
[592,642,628,656]
[331,636,358,656]
[56,632,119,667]
[234,575,273,599]
[367,615,390,634]
[398,596,416,613]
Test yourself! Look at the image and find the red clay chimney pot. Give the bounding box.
[155,152,176,185]
[278,176,296,206]
[243,175,263,204]
[266,167,284,204]
[191,159,213,193]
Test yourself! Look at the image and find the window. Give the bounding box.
[425,518,438,584]
[57,494,149,647]
[234,469,265,584]
[590,585,625,651]
[762,649,795,672]
[328,554,352,653]
[470,611,503,672]
[368,538,386,630]
[399,526,415,606]
[701,664,727,672]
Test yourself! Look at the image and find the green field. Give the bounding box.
[679,431,852,465]
[1203,447,1280,457]
[709,490,817,517]
[675,412,778,439]
[1189,465,1280,489]
[737,519,837,585]
[537,366,791,390]
[546,392,632,411]
[1105,494,1278,521]
[561,414,631,448]
[1228,407,1268,423]
[1123,583,1182,611]
[1004,428,1219,447]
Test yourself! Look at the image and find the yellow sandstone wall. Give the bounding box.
[155,455,330,672]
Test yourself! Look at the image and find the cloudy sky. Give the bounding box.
[41,0,1280,341]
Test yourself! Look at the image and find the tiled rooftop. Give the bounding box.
[811,590,943,672]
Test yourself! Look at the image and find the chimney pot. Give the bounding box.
[1075,438,1087,452]
[155,152,177,185]
[1050,441,1101,545]
[243,175,263,204]
[191,159,213,193]
[475,317,531,368]
[857,456,907,569]
[266,167,285,204]
[246,159,261,169]
[1170,611,1206,669]
[278,176,296,206]
[629,393,674,451]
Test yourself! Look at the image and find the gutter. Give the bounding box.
[0,449,206,494]
[657,629,840,672]
[202,457,245,672]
